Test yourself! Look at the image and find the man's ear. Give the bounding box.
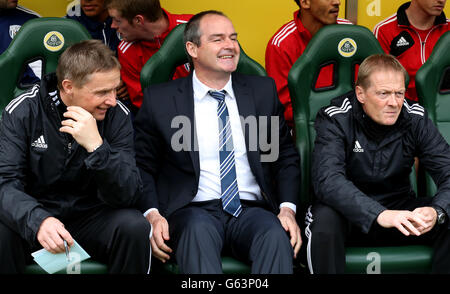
[355,85,365,104]
[300,0,311,9]
[134,15,145,25]
[61,79,74,97]
[185,41,198,60]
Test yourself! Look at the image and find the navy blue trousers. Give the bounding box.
[168,200,294,274]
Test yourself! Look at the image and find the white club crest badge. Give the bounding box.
[9,25,21,39]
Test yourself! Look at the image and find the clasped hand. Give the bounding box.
[376,207,438,236]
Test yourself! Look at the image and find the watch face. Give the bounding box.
[438,213,445,225]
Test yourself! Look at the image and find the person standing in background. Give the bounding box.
[0,0,41,84]
[107,0,192,115]
[266,0,351,129]
[374,0,449,101]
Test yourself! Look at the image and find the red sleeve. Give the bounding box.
[265,42,294,127]
[374,26,391,54]
[118,49,143,108]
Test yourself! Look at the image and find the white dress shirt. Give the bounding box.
[191,71,296,213]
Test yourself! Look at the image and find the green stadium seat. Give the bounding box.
[24,260,108,274]
[140,23,267,274]
[288,24,432,274]
[0,17,91,115]
[416,31,450,197]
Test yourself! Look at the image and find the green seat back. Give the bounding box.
[139,23,266,274]
[140,23,266,90]
[288,24,384,207]
[416,30,450,197]
[0,17,91,113]
[289,24,431,273]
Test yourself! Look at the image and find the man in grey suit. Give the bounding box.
[134,10,302,274]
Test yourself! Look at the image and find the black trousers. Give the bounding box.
[306,197,450,274]
[0,206,151,274]
[168,200,294,274]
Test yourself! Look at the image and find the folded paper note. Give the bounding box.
[31,240,90,274]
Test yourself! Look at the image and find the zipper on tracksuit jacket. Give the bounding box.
[50,101,73,159]
[401,24,443,65]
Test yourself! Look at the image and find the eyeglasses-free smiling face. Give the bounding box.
[187,14,240,81]
[63,69,121,121]
[356,69,406,126]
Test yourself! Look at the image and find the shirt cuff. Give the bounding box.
[143,208,158,218]
[280,202,296,214]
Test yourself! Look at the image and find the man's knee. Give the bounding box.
[256,221,291,249]
[112,209,151,241]
[177,214,221,243]
[308,204,346,235]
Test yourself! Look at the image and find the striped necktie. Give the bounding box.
[209,90,242,217]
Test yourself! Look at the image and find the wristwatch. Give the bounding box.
[432,206,447,225]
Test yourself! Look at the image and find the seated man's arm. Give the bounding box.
[265,78,302,256]
[0,107,52,244]
[312,108,386,233]
[63,105,143,207]
[134,87,172,262]
[414,111,450,228]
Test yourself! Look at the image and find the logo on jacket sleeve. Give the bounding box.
[31,135,48,149]
[353,140,364,153]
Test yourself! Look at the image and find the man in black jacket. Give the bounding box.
[134,11,301,274]
[0,40,151,273]
[307,54,450,274]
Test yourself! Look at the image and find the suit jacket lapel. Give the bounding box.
[173,74,200,180]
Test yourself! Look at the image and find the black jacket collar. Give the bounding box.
[349,91,412,145]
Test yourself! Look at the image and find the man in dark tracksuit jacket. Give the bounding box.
[0,40,150,273]
[307,54,450,274]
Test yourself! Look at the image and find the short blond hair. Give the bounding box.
[356,54,408,89]
[56,40,120,89]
